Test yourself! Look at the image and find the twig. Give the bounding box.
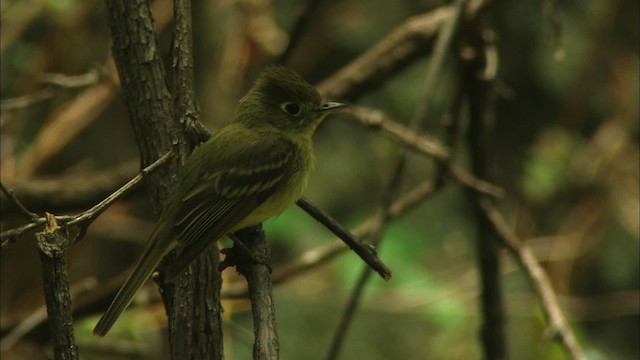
[447,165,504,198]
[347,106,505,198]
[0,152,171,247]
[39,69,100,88]
[328,3,471,357]
[66,152,171,239]
[1,160,139,216]
[0,88,55,111]
[317,0,489,101]
[0,182,39,221]
[477,197,586,360]
[349,106,450,159]
[296,198,392,280]
[0,68,100,111]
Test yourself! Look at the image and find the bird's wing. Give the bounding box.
[163,134,295,278]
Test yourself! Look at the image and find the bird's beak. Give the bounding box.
[316,101,348,112]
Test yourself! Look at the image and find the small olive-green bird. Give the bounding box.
[93,65,346,336]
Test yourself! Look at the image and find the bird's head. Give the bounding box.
[236,65,347,137]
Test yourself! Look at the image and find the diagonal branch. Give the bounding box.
[317,0,488,101]
[296,198,392,280]
[347,106,505,198]
[477,197,586,360]
[0,153,171,248]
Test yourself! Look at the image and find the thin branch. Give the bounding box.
[347,106,505,198]
[477,197,586,360]
[1,160,139,216]
[410,0,470,130]
[39,69,100,88]
[296,198,392,280]
[36,214,79,360]
[316,0,488,101]
[66,153,171,235]
[4,3,175,178]
[0,152,171,247]
[0,88,55,111]
[0,181,39,221]
[447,165,504,198]
[434,55,467,186]
[0,68,100,111]
[349,106,450,160]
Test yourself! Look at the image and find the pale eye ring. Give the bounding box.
[281,102,301,115]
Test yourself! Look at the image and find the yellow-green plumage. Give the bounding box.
[93,66,345,336]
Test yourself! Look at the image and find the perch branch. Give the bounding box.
[347,106,504,198]
[233,227,280,360]
[36,214,79,360]
[296,198,392,280]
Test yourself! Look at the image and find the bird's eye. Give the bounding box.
[281,102,301,115]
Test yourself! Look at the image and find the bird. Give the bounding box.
[93,65,346,336]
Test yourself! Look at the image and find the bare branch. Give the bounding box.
[0,182,39,221]
[1,160,138,216]
[477,198,586,360]
[66,153,171,238]
[0,153,171,247]
[317,0,488,101]
[346,106,505,198]
[39,69,100,88]
[296,198,392,280]
[0,88,55,111]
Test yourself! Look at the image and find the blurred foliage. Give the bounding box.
[1,0,638,359]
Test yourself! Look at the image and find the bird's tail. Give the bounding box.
[93,226,171,337]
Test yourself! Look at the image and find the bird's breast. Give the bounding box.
[232,142,313,230]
